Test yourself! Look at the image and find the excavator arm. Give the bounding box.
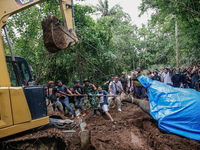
[0,0,77,32]
[0,0,78,87]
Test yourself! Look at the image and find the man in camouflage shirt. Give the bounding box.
[83,79,103,117]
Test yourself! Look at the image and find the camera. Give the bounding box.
[116,90,121,95]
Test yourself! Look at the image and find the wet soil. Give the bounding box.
[2,103,200,149]
[69,103,200,150]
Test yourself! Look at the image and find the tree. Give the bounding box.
[95,0,120,17]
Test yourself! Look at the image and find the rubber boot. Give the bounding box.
[94,109,97,117]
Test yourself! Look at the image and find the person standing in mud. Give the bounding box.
[83,79,103,117]
[104,74,117,108]
[108,76,123,112]
[97,86,114,122]
[74,80,86,117]
[119,72,128,93]
[57,80,74,119]
[131,66,146,100]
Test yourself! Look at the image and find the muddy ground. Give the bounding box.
[68,102,200,150]
[2,102,200,150]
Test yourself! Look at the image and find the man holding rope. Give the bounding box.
[83,79,103,117]
[108,76,123,112]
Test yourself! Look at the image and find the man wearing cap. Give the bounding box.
[57,80,74,119]
[74,80,86,117]
[152,70,161,82]
[83,79,103,116]
[131,66,146,100]
[119,72,128,93]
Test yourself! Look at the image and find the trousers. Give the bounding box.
[59,97,73,115]
[108,96,121,109]
[135,86,146,99]
[75,97,85,111]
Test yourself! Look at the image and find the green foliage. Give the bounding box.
[2,0,199,88]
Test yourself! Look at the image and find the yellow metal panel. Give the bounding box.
[9,87,32,125]
[59,0,78,45]
[0,87,13,128]
[0,1,45,28]
[59,0,73,30]
[0,34,11,87]
[0,116,49,138]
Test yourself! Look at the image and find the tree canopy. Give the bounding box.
[2,0,200,87]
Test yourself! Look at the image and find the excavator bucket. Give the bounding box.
[41,15,77,53]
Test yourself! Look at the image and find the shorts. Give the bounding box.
[53,101,63,110]
[101,104,108,112]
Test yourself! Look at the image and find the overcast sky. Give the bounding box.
[75,0,153,27]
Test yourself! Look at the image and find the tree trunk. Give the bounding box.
[175,16,179,68]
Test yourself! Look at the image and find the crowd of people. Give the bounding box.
[43,63,200,122]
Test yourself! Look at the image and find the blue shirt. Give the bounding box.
[98,90,108,105]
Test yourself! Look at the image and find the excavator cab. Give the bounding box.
[6,56,33,87]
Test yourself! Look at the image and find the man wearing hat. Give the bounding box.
[74,80,86,116]
[131,66,146,100]
[119,72,128,93]
[83,79,103,116]
[152,70,161,82]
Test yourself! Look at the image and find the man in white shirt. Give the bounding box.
[162,68,172,86]
[108,76,123,112]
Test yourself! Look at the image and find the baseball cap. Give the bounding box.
[111,74,115,77]
[75,80,80,83]
[122,72,126,75]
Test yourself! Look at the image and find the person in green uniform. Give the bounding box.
[131,66,147,100]
[83,79,103,117]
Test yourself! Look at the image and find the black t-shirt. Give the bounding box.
[52,87,60,95]
[186,72,192,84]
[192,70,199,82]
[180,73,188,84]
[57,84,68,99]
[74,85,84,98]
[119,77,127,91]
[171,74,180,85]
[152,76,161,82]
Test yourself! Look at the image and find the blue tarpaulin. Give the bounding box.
[138,75,200,141]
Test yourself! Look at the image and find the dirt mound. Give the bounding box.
[78,103,200,150]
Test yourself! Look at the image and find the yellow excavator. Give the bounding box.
[0,0,78,146]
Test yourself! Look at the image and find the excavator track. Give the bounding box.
[0,128,70,150]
